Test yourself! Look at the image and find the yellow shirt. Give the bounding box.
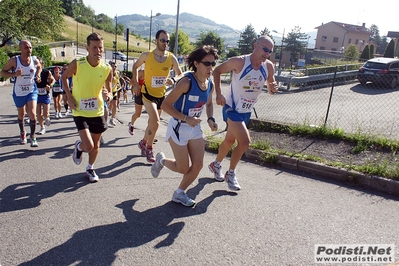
[72,57,111,117]
[143,51,173,98]
[112,70,120,92]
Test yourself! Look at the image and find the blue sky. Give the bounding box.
[82,0,394,36]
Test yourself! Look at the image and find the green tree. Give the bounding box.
[195,31,224,54]
[283,26,308,68]
[369,24,387,56]
[61,0,74,17]
[359,44,370,61]
[226,48,239,58]
[0,48,9,81]
[383,39,396,58]
[0,0,65,47]
[237,24,257,55]
[344,44,358,60]
[369,44,375,58]
[376,36,388,55]
[32,45,52,66]
[169,30,193,56]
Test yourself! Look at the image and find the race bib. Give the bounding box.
[15,84,33,96]
[236,97,256,113]
[52,86,63,93]
[38,87,47,95]
[80,97,98,111]
[188,106,204,118]
[151,76,166,88]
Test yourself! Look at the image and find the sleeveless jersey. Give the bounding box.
[173,72,213,119]
[72,57,111,117]
[13,56,37,97]
[36,68,50,95]
[52,76,63,93]
[143,51,173,98]
[226,55,268,113]
[111,71,120,92]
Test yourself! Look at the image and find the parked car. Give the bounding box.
[112,52,127,61]
[358,57,399,88]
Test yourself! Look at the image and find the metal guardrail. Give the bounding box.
[275,70,359,90]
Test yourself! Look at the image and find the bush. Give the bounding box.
[0,48,10,81]
[32,45,52,66]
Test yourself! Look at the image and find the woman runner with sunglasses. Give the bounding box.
[150,45,219,207]
[208,35,279,191]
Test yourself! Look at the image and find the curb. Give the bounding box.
[205,141,399,198]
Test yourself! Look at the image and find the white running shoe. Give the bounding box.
[151,152,165,178]
[225,170,241,191]
[86,168,99,183]
[208,161,225,182]
[128,122,134,135]
[37,127,46,135]
[20,131,27,145]
[72,140,83,165]
[44,117,51,126]
[30,138,38,148]
[109,118,116,126]
[58,112,63,118]
[172,191,195,207]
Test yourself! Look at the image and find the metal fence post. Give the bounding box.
[324,66,338,126]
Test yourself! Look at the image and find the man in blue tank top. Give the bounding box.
[1,40,42,147]
[208,35,279,191]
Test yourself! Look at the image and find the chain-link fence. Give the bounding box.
[251,65,399,140]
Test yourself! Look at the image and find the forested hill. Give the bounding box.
[117,12,240,45]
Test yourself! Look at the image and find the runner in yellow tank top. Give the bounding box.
[142,50,173,99]
[131,29,184,163]
[62,32,113,183]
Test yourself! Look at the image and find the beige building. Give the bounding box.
[315,21,372,53]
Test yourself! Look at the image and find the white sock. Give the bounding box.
[176,188,184,194]
[87,164,93,170]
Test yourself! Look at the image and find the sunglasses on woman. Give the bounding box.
[200,61,217,67]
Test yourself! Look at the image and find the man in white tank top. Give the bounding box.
[208,35,279,191]
[1,40,42,147]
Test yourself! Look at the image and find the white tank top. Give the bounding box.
[13,56,37,97]
[225,55,268,113]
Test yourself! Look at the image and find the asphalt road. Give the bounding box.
[1,83,399,265]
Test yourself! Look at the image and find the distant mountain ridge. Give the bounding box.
[117,12,317,48]
[117,12,241,45]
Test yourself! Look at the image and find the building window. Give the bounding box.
[333,37,339,43]
[348,38,352,44]
[320,47,325,50]
[332,48,337,51]
[322,36,327,41]
[355,39,359,45]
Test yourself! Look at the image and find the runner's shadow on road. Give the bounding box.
[0,155,141,213]
[19,188,236,266]
[0,173,88,213]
